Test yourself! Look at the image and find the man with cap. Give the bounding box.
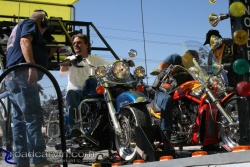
[203,29,222,46]
[204,29,237,87]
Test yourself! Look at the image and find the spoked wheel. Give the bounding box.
[220,96,240,148]
[0,98,12,151]
[115,105,151,162]
[0,99,7,148]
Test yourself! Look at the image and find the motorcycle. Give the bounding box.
[148,41,239,151]
[47,49,152,162]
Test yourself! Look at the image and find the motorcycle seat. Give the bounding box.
[83,93,103,98]
[149,100,161,113]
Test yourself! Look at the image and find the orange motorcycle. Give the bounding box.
[148,41,239,151]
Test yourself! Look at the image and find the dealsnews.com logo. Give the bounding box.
[1,148,17,165]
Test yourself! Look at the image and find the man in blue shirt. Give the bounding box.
[4,10,56,167]
[154,53,182,139]
[152,51,199,140]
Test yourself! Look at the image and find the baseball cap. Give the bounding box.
[203,29,222,45]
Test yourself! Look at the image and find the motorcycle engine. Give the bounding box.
[172,99,198,143]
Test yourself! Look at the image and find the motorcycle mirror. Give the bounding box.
[150,69,160,76]
[128,49,137,58]
[209,0,216,4]
[59,46,74,56]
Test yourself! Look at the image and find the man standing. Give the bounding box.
[5,10,57,167]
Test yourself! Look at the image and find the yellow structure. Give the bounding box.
[0,0,80,68]
[0,0,78,21]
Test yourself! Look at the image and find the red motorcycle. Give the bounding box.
[148,41,239,151]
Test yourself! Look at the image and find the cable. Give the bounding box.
[97,26,204,40]
[140,0,148,85]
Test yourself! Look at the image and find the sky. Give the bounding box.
[52,0,233,88]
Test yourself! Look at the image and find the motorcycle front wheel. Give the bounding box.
[115,105,151,162]
[220,95,240,148]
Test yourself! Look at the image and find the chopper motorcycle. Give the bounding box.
[148,41,239,151]
[46,49,151,162]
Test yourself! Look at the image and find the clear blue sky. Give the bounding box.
[54,0,233,88]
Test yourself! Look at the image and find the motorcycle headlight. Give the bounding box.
[95,65,106,77]
[112,60,130,80]
[134,66,145,78]
[210,76,221,86]
[209,75,226,90]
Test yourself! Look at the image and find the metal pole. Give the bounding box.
[229,0,250,145]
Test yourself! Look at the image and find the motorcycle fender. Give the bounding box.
[221,91,236,104]
[116,91,150,111]
[195,104,219,145]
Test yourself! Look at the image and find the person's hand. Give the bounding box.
[60,58,72,67]
[28,68,38,85]
[37,83,44,95]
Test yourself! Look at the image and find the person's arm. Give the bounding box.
[158,61,170,70]
[59,58,70,76]
[60,65,69,72]
[20,34,35,63]
[20,34,38,84]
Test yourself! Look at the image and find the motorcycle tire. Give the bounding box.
[0,98,13,151]
[219,95,240,149]
[115,105,151,162]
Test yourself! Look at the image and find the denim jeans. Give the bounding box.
[5,71,46,165]
[66,77,99,130]
[155,91,173,132]
[65,89,84,129]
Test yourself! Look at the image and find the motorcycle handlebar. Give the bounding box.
[222,63,232,70]
[59,60,84,68]
[59,55,85,68]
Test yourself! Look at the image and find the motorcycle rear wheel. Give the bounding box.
[115,105,151,162]
[220,96,240,148]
